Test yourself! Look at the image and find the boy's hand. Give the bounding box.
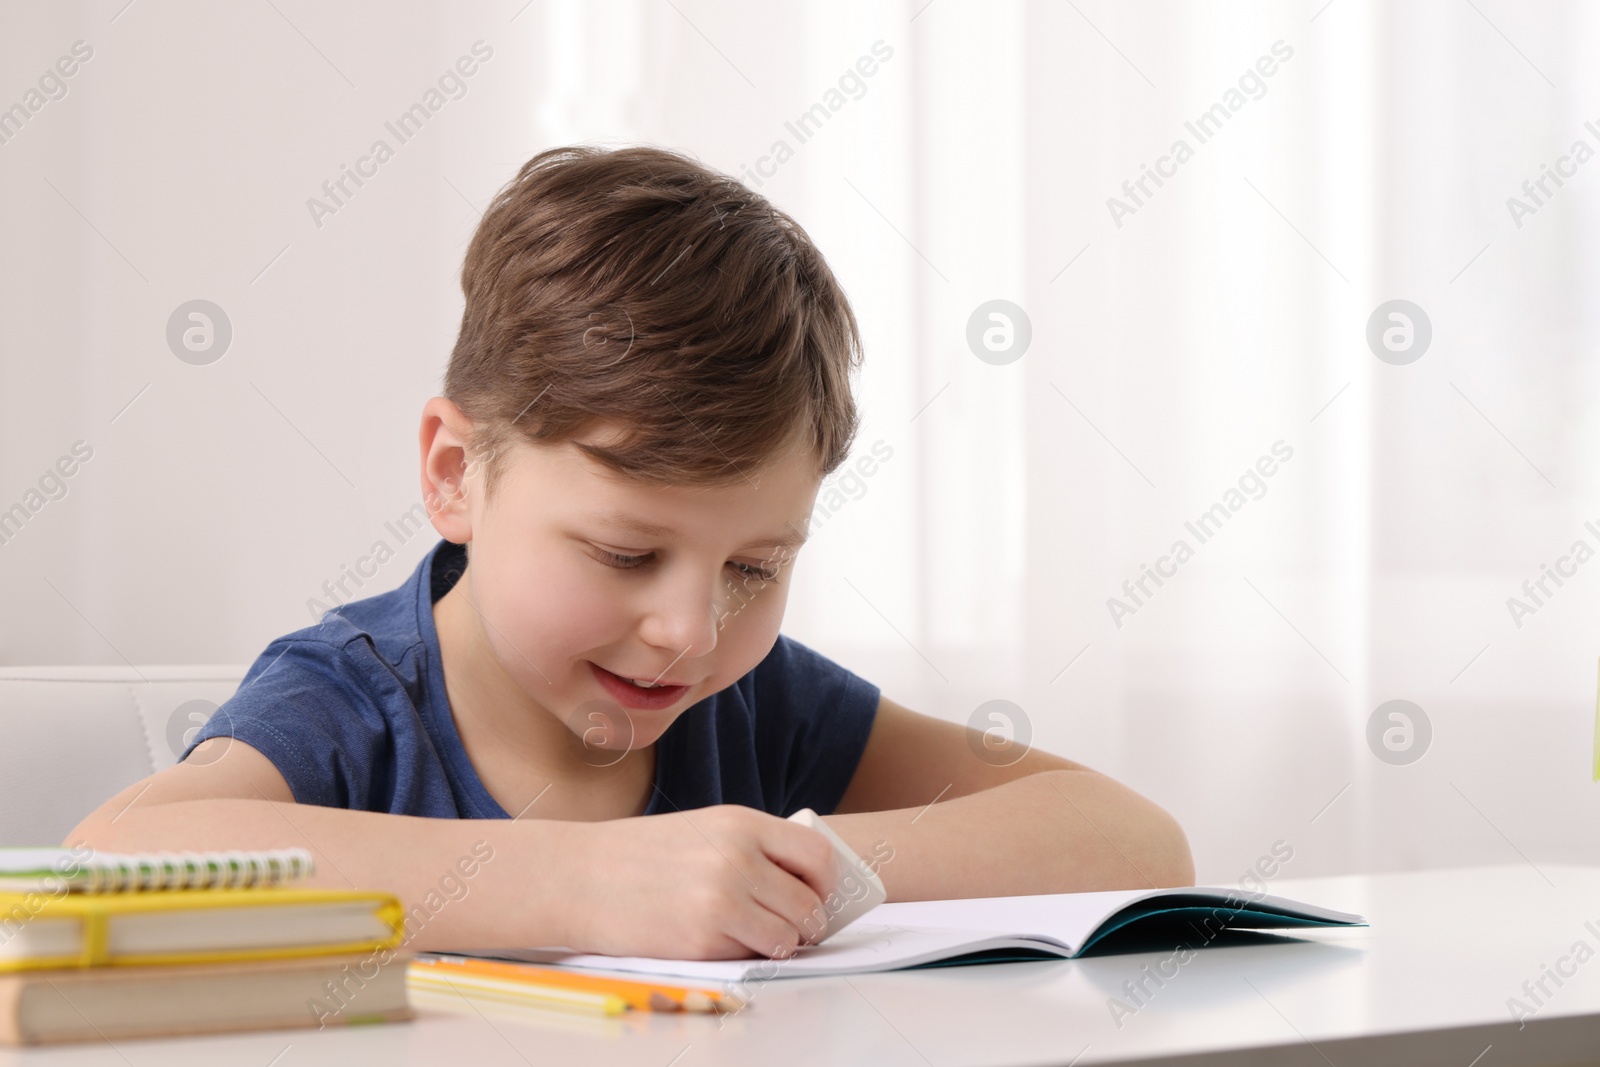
[560,805,841,960]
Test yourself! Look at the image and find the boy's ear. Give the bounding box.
[419,396,478,544]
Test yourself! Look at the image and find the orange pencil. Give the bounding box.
[412,955,747,1013]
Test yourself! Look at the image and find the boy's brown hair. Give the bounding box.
[444,144,863,494]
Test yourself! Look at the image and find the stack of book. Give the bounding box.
[0,846,410,1046]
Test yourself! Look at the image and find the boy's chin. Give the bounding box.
[561,697,679,763]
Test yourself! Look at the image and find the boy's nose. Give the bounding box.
[637,570,721,659]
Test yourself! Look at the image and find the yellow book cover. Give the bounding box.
[0,887,404,972]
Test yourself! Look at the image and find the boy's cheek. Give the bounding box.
[717,573,790,628]
[713,587,790,671]
[474,563,614,670]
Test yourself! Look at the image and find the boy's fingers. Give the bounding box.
[755,820,840,902]
[749,862,831,947]
[729,882,814,960]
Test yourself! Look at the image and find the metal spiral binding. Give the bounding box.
[79,848,314,892]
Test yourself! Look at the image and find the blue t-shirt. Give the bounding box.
[182,539,880,820]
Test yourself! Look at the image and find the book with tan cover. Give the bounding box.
[0,952,411,1046]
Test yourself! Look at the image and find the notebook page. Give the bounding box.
[0,849,83,877]
[475,923,1039,982]
[873,887,1366,949]
[868,888,1151,951]
[870,883,1369,940]
[485,890,1179,981]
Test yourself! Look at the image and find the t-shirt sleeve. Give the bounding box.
[180,630,398,810]
[751,635,881,817]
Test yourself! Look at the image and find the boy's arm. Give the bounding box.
[66,738,841,960]
[64,737,587,951]
[826,696,1195,899]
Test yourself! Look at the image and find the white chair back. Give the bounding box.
[0,666,245,846]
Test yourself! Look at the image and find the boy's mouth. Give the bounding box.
[589,662,693,711]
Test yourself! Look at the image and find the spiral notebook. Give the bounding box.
[0,847,315,893]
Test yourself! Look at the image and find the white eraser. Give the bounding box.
[787,807,888,942]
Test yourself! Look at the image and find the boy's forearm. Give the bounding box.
[824,770,1195,901]
[66,799,579,952]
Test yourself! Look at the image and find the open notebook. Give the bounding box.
[468,886,1367,981]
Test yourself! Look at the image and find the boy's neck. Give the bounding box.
[431,564,655,821]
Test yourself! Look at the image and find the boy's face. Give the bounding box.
[437,417,820,753]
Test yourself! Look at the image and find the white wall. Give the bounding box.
[2,0,1597,886]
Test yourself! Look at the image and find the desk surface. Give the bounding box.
[4,864,1600,1067]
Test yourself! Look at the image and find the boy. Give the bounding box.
[69,146,1193,961]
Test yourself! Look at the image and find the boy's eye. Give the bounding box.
[591,546,778,583]
[594,548,652,569]
[729,560,780,583]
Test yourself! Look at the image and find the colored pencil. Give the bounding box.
[411,955,746,1013]
[407,963,628,1017]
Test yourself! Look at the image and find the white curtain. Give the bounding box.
[2,0,1595,883]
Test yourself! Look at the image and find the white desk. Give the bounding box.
[4,864,1599,1066]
